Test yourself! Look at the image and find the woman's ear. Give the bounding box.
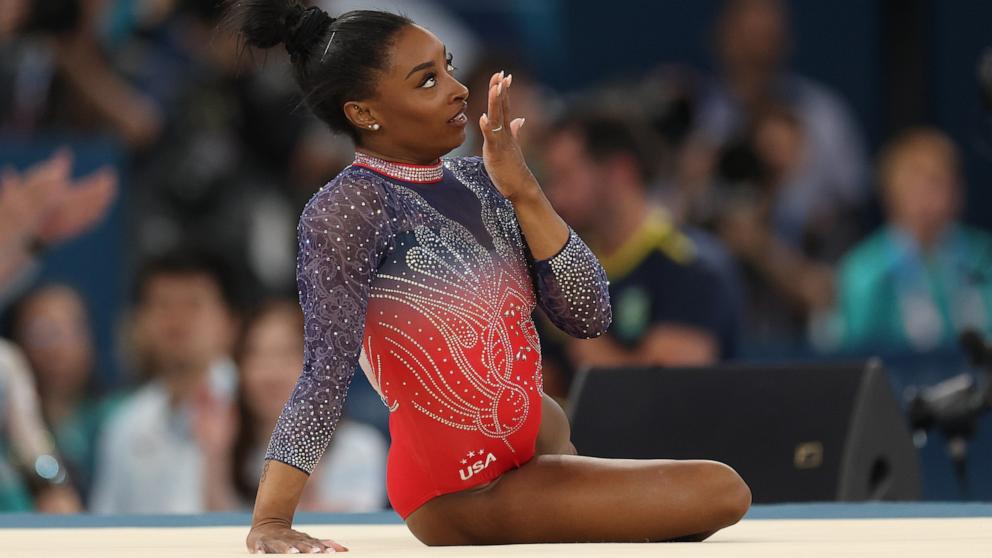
[344,101,380,131]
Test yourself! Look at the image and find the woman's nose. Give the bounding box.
[451,79,469,103]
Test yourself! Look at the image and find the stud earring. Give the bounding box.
[370,124,380,131]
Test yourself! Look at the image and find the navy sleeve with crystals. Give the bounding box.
[524,227,613,339]
[264,174,393,474]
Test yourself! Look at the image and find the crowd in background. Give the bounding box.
[1,0,991,512]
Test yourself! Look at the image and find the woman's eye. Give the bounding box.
[420,57,456,88]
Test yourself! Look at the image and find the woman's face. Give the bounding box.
[885,144,960,245]
[14,286,93,398]
[240,310,304,423]
[354,24,470,161]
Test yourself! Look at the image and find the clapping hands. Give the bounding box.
[0,149,117,252]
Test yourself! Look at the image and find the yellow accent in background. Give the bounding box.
[599,209,695,280]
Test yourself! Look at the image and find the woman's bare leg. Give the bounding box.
[405,395,751,545]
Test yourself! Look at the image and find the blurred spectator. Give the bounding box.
[232,300,386,512]
[0,150,117,307]
[681,0,870,241]
[121,1,331,296]
[7,283,122,504]
[0,0,163,148]
[0,339,81,512]
[674,0,870,342]
[712,105,837,341]
[90,250,241,513]
[540,109,740,395]
[0,147,116,513]
[834,129,992,352]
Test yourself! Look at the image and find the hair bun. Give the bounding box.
[234,1,333,59]
[284,6,334,58]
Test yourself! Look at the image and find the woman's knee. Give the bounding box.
[697,460,751,528]
[405,497,482,546]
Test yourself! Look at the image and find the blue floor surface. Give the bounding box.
[1,502,989,529]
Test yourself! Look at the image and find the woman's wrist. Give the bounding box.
[252,515,293,530]
[504,177,542,207]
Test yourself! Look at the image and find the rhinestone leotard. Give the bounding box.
[265,154,612,518]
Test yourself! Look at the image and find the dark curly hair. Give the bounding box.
[226,1,412,143]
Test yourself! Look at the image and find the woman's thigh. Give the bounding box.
[407,453,751,545]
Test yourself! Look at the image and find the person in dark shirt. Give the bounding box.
[540,108,740,386]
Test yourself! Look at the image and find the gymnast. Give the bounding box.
[228,1,751,552]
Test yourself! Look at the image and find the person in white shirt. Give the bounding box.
[90,250,241,513]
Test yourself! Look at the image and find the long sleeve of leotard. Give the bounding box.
[525,226,613,339]
[264,175,394,474]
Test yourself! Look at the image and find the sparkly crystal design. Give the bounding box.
[352,152,444,184]
[264,156,611,516]
[360,202,540,446]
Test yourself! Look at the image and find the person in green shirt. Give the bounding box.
[835,128,992,351]
[7,283,123,506]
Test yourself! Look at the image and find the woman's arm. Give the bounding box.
[504,182,569,261]
[247,176,393,554]
[479,72,612,338]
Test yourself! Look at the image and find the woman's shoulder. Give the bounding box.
[301,165,395,221]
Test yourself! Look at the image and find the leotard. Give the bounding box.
[264,154,612,518]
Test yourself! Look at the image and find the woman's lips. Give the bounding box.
[448,111,468,126]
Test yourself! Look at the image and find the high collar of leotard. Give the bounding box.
[352,152,444,184]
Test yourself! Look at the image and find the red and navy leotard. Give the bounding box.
[265,153,612,518]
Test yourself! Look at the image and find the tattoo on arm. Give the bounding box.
[260,461,270,484]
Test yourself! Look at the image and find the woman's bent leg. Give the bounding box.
[534,393,576,456]
[406,454,751,545]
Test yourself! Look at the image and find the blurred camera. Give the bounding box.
[907,330,992,443]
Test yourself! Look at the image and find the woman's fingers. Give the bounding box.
[291,543,335,554]
[258,539,291,554]
[510,117,526,141]
[489,70,502,89]
[252,534,342,554]
[320,539,349,552]
[501,74,512,123]
[481,70,525,151]
[296,534,345,554]
[487,74,504,131]
[482,71,520,140]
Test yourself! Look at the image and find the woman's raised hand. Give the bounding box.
[479,71,539,204]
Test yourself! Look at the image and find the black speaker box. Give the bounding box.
[567,360,921,502]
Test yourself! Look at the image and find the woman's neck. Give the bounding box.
[355,145,442,166]
[353,151,445,183]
